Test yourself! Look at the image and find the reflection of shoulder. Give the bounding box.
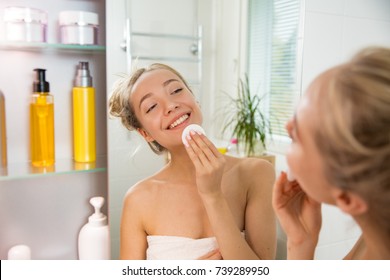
[237,157,275,197]
[237,157,274,178]
[225,155,271,171]
[224,156,275,194]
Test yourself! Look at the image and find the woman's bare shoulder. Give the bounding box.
[223,155,275,196]
[226,155,275,178]
[123,175,163,206]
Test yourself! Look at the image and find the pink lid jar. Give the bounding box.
[59,11,98,45]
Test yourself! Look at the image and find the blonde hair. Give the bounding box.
[314,47,390,234]
[108,63,192,154]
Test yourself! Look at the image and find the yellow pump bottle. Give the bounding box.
[30,69,55,167]
[73,61,96,163]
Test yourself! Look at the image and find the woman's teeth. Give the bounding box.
[169,114,189,129]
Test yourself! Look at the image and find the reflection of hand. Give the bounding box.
[272,172,321,259]
[197,249,223,260]
[185,131,226,197]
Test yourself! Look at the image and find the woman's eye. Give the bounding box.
[146,104,156,113]
[172,88,183,94]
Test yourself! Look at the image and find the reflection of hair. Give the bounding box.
[108,63,192,154]
[315,47,390,234]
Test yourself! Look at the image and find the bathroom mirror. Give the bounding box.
[107,0,299,260]
[106,0,390,260]
[107,0,220,260]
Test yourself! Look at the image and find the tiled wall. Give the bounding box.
[299,0,390,259]
[302,0,390,91]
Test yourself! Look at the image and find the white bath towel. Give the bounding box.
[146,235,218,260]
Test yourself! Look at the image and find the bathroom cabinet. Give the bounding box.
[0,0,107,259]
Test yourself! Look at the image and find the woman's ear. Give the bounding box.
[331,188,368,216]
[136,128,154,143]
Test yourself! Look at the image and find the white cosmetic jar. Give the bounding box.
[59,11,98,45]
[3,6,48,42]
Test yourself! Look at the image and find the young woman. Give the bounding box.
[273,47,390,259]
[109,63,276,260]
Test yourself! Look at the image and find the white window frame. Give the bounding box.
[243,0,305,154]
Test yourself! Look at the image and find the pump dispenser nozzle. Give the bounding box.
[78,196,110,259]
[75,61,92,87]
[33,68,50,92]
[88,196,107,225]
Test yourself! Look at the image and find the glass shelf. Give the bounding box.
[0,156,107,181]
[0,41,106,53]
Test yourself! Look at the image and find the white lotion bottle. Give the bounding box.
[8,244,31,260]
[78,196,110,259]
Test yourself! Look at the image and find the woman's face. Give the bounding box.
[130,68,202,149]
[285,74,336,204]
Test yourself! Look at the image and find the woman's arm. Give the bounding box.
[200,191,260,259]
[201,160,276,259]
[185,131,275,259]
[244,159,277,259]
[120,187,148,260]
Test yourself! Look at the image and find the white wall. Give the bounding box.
[302,0,390,92]
[299,0,390,259]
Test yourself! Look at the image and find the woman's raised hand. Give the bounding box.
[272,172,322,259]
[184,131,226,197]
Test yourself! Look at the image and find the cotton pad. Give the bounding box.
[181,124,206,146]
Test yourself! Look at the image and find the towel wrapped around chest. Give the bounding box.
[146,235,218,260]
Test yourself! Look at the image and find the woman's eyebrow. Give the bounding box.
[138,92,153,109]
[163,78,180,87]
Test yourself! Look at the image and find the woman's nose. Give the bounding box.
[165,102,179,115]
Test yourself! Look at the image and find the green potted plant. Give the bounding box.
[222,74,272,157]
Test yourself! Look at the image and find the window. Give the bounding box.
[247,0,303,142]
